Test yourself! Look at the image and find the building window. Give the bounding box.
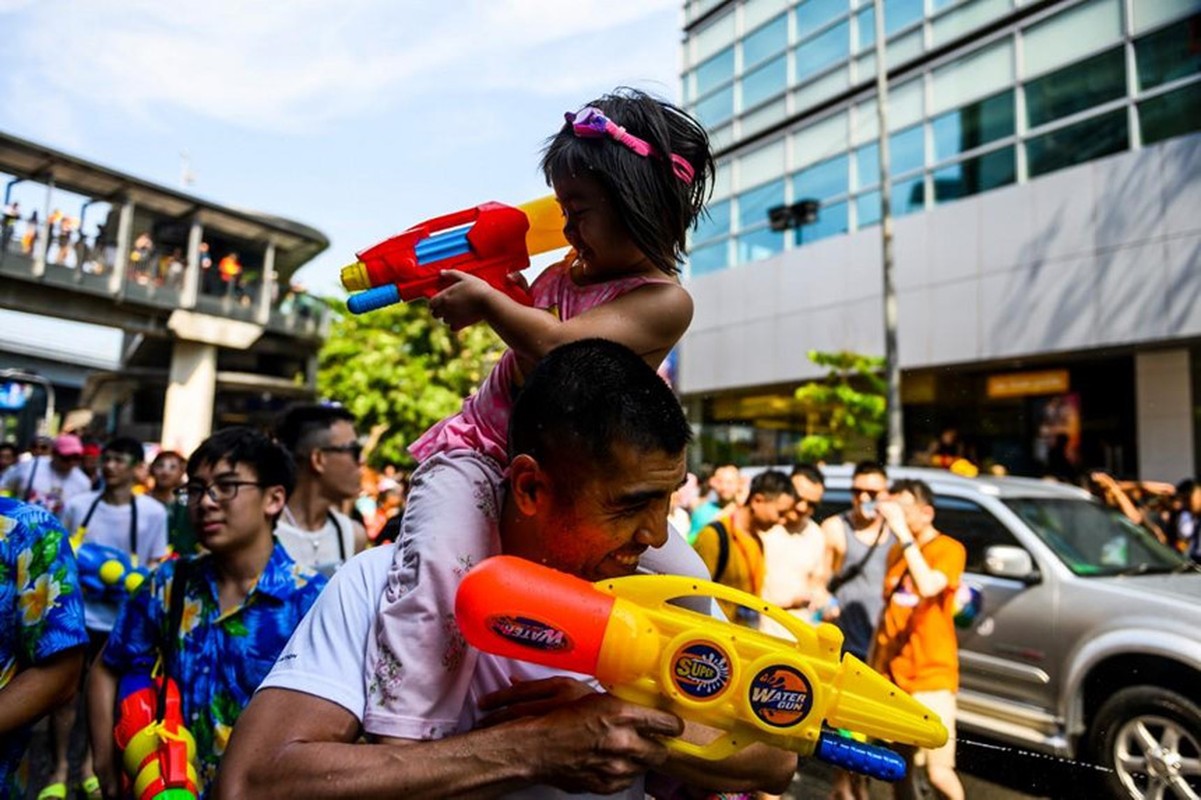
[793,154,850,202]
[855,4,875,52]
[737,227,786,263]
[695,85,735,127]
[892,174,926,216]
[1025,47,1126,129]
[795,20,851,84]
[795,0,849,42]
[885,0,923,35]
[1027,109,1129,177]
[742,54,788,110]
[1135,15,1201,91]
[695,198,731,244]
[1022,0,1122,78]
[890,124,926,176]
[932,90,1015,162]
[932,146,1017,204]
[855,142,880,190]
[744,13,789,70]
[690,240,730,276]
[799,200,848,244]
[696,47,735,97]
[931,39,1015,116]
[1139,82,1201,146]
[856,190,881,227]
[737,179,787,229]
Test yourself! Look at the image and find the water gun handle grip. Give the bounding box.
[816,732,907,782]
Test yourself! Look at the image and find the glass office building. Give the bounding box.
[677,0,1201,479]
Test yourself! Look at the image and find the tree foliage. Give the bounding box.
[315,298,506,468]
[793,350,887,463]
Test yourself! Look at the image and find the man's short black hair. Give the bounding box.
[103,436,145,463]
[274,403,356,456]
[890,478,934,508]
[747,470,795,503]
[852,460,888,480]
[508,339,691,474]
[0,441,16,455]
[791,463,825,486]
[188,427,295,497]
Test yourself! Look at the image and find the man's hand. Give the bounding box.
[527,692,683,795]
[477,676,596,728]
[875,500,912,544]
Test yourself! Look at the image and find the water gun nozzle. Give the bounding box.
[340,261,371,292]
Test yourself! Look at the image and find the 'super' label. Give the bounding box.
[486,615,572,652]
[748,664,814,728]
[670,642,733,700]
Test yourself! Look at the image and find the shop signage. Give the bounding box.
[986,369,1069,398]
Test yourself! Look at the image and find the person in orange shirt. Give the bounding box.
[872,479,966,800]
[691,470,796,627]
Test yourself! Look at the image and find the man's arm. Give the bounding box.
[86,656,123,799]
[215,686,682,800]
[0,647,82,735]
[820,516,846,581]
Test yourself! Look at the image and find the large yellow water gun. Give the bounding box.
[455,556,947,781]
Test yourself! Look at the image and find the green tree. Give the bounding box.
[793,350,887,463]
[316,298,506,468]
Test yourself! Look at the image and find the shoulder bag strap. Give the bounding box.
[711,519,731,583]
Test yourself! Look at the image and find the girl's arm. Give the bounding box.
[429,269,692,368]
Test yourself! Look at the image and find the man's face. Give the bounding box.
[151,456,186,492]
[710,466,741,505]
[0,448,15,472]
[888,489,934,533]
[851,471,888,520]
[537,443,685,582]
[749,491,796,532]
[315,420,362,502]
[101,450,138,488]
[186,459,284,554]
[786,475,825,529]
[50,450,81,474]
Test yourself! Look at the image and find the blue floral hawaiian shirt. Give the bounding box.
[0,497,88,800]
[103,540,326,797]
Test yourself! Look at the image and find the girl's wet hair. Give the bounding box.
[541,87,715,276]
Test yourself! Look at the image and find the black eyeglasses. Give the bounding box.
[852,487,881,499]
[320,443,363,461]
[175,480,264,505]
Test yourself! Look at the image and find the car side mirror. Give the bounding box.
[984,545,1039,583]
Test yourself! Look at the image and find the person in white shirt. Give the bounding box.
[1,433,92,519]
[272,404,367,577]
[217,340,796,799]
[44,436,167,800]
[760,463,829,639]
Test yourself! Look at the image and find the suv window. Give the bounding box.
[933,496,1022,573]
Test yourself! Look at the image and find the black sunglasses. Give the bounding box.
[320,442,363,461]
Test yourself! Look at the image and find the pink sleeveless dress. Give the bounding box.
[408,259,675,464]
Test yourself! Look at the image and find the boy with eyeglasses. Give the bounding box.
[272,404,368,577]
[85,427,327,799]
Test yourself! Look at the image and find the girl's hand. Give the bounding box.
[428,269,498,331]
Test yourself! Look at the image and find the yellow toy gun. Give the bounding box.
[455,556,947,781]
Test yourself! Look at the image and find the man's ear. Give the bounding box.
[308,448,325,476]
[263,484,287,519]
[508,454,546,516]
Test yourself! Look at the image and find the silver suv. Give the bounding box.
[813,465,1201,799]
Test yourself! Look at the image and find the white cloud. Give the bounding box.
[4,0,680,134]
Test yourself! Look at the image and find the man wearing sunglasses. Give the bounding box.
[272,404,368,577]
[86,427,327,799]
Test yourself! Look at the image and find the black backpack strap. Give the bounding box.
[710,520,730,583]
[157,558,191,723]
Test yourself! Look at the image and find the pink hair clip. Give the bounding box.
[566,107,695,184]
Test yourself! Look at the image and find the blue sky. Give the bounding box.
[0,0,683,303]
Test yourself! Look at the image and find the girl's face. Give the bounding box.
[553,171,650,275]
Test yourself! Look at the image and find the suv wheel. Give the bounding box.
[1087,686,1201,799]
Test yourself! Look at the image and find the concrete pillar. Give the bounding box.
[162,340,217,457]
[1136,349,1196,482]
[109,199,134,296]
[256,240,276,325]
[180,217,202,309]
